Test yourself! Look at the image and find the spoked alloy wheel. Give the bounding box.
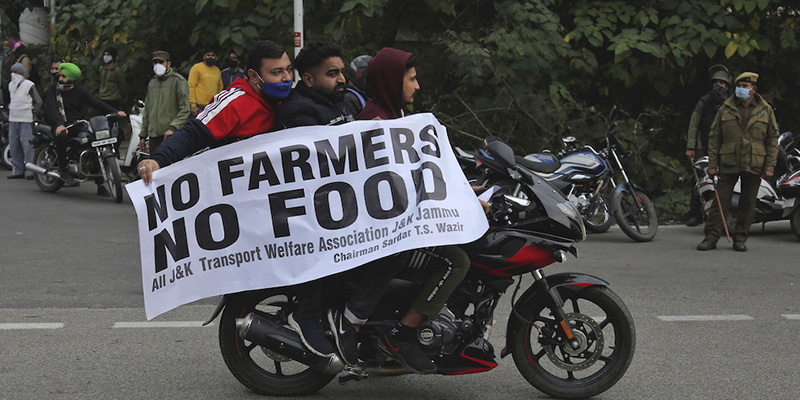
[218,291,335,396]
[583,196,612,233]
[102,156,124,203]
[32,144,63,192]
[612,187,658,242]
[512,286,635,399]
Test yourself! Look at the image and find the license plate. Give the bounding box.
[91,137,118,147]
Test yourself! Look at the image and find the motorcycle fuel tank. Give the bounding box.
[552,151,608,180]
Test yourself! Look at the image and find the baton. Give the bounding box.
[711,175,732,242]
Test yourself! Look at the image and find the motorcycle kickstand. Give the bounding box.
[339,364,370,385]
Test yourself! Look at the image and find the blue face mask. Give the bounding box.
[257,74,293,99]
[735,86,751,100]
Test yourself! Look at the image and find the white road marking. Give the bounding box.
[112,321,211,328]
[782,314,800,320]
[657,315,754,321]
[0,323,65,330]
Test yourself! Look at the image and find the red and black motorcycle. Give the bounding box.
[207,137,635,399]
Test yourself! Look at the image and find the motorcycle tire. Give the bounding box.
[584,196,612,233]
[2,142,12,169]
[32,144,63,193]
[102,156,124,203]
[611,186,658,242]
[511,286,635,400]
[791,207,800,240]
[218,291,336,396]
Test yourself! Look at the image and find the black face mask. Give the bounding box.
[204,58,216,66]
[711,84,728,104]
[228,59,238,69]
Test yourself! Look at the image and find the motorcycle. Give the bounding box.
[1,105,12,169]
[206,137,635,399]
[465,107,658,242]
[118,100,146,181]
[694,131,800,239]
[25,114,125,203]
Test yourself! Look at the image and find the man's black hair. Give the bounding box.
[246,40,286,72]
[203,47,216,56]
[405,54,416,71]
[293,41,342,75]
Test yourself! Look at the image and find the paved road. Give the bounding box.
[1,169,799,400]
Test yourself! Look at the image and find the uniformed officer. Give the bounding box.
[684,65,731,226]
[697,72,779,252]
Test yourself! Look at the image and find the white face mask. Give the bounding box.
[153,63,167,77]
[103,55,113,64]
[11,73,24,83]
[735,86,751,100]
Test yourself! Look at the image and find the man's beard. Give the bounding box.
[325,83,346,102]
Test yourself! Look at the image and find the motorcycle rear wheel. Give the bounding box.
[584,196,612,233]
[218,291,336,396]
[102,156,124,203]
[32,144,63,192]
[611,187,658,242]
[511,286,635,399]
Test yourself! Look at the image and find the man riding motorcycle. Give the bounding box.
[42,62,125,195]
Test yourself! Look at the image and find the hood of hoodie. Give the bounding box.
[363,47,412,119]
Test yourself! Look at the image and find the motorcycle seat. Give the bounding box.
[516,153,560,173]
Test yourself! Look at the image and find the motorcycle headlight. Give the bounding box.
[557,201,580,220]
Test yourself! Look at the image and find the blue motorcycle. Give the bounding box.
[518,106,658,242]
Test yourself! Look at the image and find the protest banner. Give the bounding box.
[126,114,489,320]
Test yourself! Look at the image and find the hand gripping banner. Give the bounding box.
[126,114,489,319]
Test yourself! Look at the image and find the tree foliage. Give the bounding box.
[15,0,800,199]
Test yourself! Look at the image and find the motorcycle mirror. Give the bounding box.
[485,139,517,168]
[608,105,618,123]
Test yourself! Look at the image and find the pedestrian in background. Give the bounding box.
[98,46,127,110]
[6,62,43,180]
[684,64,731,226]
[188,47,222,115]
[221,51,245,89]
[139,51,191,155]
[697,72,779,252]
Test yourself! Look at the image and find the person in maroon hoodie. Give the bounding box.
[357,47,420,120]
[357,47,471,374]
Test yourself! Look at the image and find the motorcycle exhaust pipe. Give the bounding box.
[236,313,344,375]
[25,163,61,180]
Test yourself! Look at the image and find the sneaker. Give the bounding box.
[288,313,336,357]
[376,329,437,374]
[96,185,110,197]
[328,308,359,366]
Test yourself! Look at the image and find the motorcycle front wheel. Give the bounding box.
[218,291,336,396]
[2,142,12,169]
[32,144,63,192]
[102,156,124,203]
[791,207,800,240]
[611,186,658,242]
[584,196,612,233]
[511,286,635,399]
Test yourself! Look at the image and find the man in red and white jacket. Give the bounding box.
[138,40,293,184]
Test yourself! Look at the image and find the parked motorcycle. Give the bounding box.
[694,131,800,239]
[206,137,635,399]
[119,100,146,181]
[1,105,11,169]
[25,114,125,203]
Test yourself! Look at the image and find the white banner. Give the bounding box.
[126,114,489,320]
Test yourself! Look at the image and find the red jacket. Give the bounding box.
[150,77,279,167]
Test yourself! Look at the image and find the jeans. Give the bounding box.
[9,121,34,177]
